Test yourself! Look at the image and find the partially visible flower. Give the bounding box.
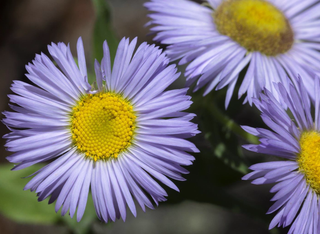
[3,37,199,222]
[242,77,320,233]
[145,0,320,107]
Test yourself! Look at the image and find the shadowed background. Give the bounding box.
[0,0,287,233]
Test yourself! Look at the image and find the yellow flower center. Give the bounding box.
[214,0,294,56]
[70,92,136,161]
[297,131,320,193]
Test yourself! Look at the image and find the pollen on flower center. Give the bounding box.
[297,131,320,194]
[214,0,294,56]
[70,92,136,161]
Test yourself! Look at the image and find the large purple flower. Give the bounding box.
[3,37,199,222]
[145,0,320,107]
[243,77,320,233]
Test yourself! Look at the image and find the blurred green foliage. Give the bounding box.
[92,0,118,63]
[0,164,59,224]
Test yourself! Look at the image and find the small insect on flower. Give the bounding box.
[3,37,199,222]
[145,0,320,108]
[242,77,320,233]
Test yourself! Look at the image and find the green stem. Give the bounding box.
[207,102,259,145]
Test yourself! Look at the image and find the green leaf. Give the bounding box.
[92,0,119,63]
[0,164,60,224]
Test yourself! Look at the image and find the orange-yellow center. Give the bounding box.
[70,92,136,161]
[214,0,294,56]
[297,131,320,193]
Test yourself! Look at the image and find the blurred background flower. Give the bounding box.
[0,0,290,233]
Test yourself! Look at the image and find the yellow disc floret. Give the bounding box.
[214,0,294,56]
[70,92,136,161]
[297,131,320,193]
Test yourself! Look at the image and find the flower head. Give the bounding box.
[3,37,199,222]
[242,77,320,233]
[145,0,320,107]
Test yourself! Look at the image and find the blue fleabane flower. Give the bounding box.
[242,77,320,233]
[145,0,320,108]
[3,37,199,222]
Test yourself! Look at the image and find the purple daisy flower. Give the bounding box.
[3,37,199,222]
[145,0,320,108]
[242,77,320,233]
